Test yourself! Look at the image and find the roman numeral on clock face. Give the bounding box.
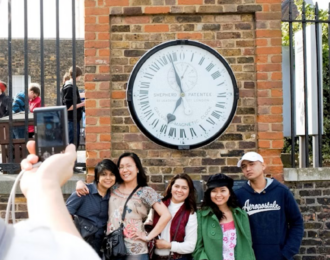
[160,124,167,134]
[211,71,221,80]
[180,129,187,138]
[169,127,176,137]
[190,128,197,137]
[206,63,215,72]
[149,63,160,72]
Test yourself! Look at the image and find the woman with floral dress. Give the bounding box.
[193,174,255,260]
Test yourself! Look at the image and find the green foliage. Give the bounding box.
[281,0,330,165]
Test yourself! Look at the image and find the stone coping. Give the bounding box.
[284,167,330,182]
[0,174,85,195]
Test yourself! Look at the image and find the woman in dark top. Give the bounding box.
[66,159,119,256]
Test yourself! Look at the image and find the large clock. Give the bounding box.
[127,40,239,150]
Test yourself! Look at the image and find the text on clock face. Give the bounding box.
[128,41,238,148]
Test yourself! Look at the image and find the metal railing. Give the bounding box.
[1,0,84,173]
[282,0,329,168]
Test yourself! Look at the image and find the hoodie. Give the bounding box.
[235,179,304,260]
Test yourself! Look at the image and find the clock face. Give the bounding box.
[127,40,239,150]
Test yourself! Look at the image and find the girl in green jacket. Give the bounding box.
[193,174,255,260]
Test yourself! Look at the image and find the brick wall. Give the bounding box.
[0,39,84,106]
[84,0,283,185]
[286,180,330,260]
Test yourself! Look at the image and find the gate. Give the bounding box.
[0,0,85,173]
[282,0,330,168]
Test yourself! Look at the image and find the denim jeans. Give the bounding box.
[68,121,80,150]
[12,126,26,139]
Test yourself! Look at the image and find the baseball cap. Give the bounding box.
[237,152,264,167]
[206,173,234,189]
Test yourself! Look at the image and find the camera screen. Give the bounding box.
[36,111,64,147]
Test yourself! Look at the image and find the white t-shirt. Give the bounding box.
[154,201,197,256]
[0,219,101,260]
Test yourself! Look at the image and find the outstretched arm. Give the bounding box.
[20,141,80,238]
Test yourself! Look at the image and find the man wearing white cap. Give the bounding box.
[235,152,303,260]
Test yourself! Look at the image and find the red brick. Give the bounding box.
[256,47,281,55]
[99,65,110,73]
[271,106,282,114]
[271,38,282,46]
[87,126,111,133]
[257,64,281,72]
[86,134,98,142]
[271,55,282,63]
[178,0,203,4]
[272,157,283,165]
[100,134,111,141]
[258,89,269,97]
[271,89,282,97]
[178,32,203,40]
[86,142,112,150]
[86,91,110,99]
[85,32,96,40]
[257,81,282,89]
[85,41,110,49]
[145,25,169,32]
[98,15,110,24]
[85,0,96,7]
[100,117,111,125]
[256,30,282,38]
[256,39,268,46]
[258,98,282,105]
[112,91,126,99]
[85,16,96,24]
[105,0,129,6]
[270,4,281,12]
[258,106,270,114]
[272,140,284,149]
[124,16,150,24]
[258,115,282,123]
[85,7,110,15]
[258,123,269,131]
[85,83,96,91]
[271,72,282,81]
[98,33,110,41]
[85,24,109,33]
[100,82,110,90]
[258,132,283,139]
[100,150,112,158]
[259,140,271,148]
[99,49,110,56]
[99,100,111,107]
[87,158,101,168]
[86,100,96,108]
[145,7,170,14]
[86,150,98,158]
[256,73,268,80]
[86,109,111,117]
[85,49,96,56]
[263,4,269,12]
[272,123,283,131]
[256,55,268,63]
[86,117,98,125]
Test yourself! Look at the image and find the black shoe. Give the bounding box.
[73,168,84,174]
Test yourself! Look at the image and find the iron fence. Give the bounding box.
[1,0,85,173]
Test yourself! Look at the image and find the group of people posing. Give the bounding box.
[66,151,304,260]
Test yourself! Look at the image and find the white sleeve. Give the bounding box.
[4,220,101,260]
[170,212,198,255]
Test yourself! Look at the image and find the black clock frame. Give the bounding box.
[127,39,239,150]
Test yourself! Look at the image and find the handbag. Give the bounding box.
[73,215,99,243]
[102,185,140,260]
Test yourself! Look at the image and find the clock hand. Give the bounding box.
[181,65,189,80]
[170,59,184,94]
[167,97,182,124]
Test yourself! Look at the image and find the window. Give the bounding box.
[11,75,31,98]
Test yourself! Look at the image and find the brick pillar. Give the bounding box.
[84,0,283,184]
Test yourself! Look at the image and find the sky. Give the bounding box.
[306,0,329,9]
[0,0,84,39]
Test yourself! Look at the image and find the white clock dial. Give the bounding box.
[127,40,239,150]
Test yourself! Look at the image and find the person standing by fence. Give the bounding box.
[0,81,10,118]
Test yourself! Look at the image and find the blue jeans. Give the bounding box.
[68,121,80,150]
[12,126,25,139]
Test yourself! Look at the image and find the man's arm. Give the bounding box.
[281,189,304,260]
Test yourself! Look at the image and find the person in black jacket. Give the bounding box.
[235,152,304,260]
[0,81,10,118]
[61,66,85,173]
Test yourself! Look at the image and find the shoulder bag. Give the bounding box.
[101,185,140,260]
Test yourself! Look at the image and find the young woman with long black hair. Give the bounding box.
[193,174,255,260]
